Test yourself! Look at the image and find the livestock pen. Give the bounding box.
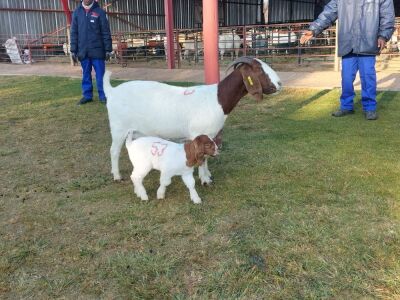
[1,18,400,70]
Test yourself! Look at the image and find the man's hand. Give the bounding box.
[71,52,78,64]
[300,30,314,44]
[378,37,387,52]
[105,52,112,61]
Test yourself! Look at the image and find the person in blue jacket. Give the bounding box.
[70,0,112,105]
[300,0,395,120]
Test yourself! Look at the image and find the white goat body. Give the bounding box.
[104,74,224,182]
[104,57,282,183]
[219,32,242,59]
[182,39,203,60]
[126,135,200,203]
[105,79,224,141]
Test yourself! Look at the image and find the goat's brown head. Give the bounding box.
[227,57,282,101]
[184,135,218,167]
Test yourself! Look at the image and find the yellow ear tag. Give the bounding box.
[247,76,254,86]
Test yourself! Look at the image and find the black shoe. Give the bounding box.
[77,97,93,105]
[331,109,355,117]
[365,111,378,120]
[99,98,107,104]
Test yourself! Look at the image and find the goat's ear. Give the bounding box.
[195,150,205,166]
[185,143,198,167]
[239,64,263,101]
[186,156,197,167]
[194,138,205,166]
[213,129,223,149]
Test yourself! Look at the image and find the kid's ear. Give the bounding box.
[185,142,198,167]
[193,138,205,166]
[195,150,205,166]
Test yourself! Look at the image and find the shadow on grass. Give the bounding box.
[377,90,399,106]
[304,89,332,102]
[272,89,334,116]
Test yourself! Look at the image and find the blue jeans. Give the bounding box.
[80,58,106,100]
[340,53,377,112]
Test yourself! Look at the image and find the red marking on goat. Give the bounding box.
[184,89,195,96]
[151,142,168,156]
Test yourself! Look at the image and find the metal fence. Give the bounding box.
[104,20,400,68]
[1,18,399,69]
[0,0,268,38]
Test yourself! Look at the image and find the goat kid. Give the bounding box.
[104,56,282,183]
[126,132,218,204]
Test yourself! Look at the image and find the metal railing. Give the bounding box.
[0,32,69,64]
[1,18,399,69]
[103,23,338,68]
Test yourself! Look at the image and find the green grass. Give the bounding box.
[0,75,399,299]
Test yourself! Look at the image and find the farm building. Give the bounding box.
[0,0,399,69]
[0,0,334,37]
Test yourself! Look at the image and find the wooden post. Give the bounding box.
[334,20,340,72]
[60,0,74,66]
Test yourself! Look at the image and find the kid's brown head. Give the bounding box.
[184,135,218,167]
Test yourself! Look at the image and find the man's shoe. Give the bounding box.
[99,98,107,105]
[365,111,378,120]
[331,109,355,117]
[77,97,93,105]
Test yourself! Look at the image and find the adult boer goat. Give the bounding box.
[103,57,282,183]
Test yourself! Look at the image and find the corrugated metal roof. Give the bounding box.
[267,0,315,24]
[225,0,264,26]
[0,0,320,41]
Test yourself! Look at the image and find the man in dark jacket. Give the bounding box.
[301,0,395,120]
[70,0,112,105]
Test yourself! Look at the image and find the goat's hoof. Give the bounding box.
[140,196,149,201]
[192,198,202,204]
[113,174,122,181]
[201,180,213,186]
[200,175,213,186]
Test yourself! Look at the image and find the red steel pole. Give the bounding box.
[164,0,175,69]
[203,0,220,84]
[60,0,71,25]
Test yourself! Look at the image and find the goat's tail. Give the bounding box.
[125,130,145,146]
[103,70,113,97]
